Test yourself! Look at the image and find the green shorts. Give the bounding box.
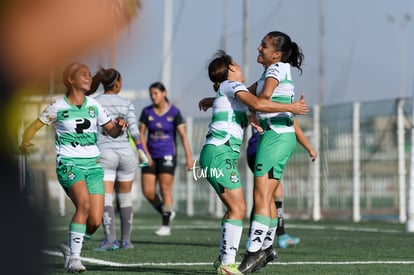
[254,131,296,180]
[56,157,104,195]
[199,144,242,194]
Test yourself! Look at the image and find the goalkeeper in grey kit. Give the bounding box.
[89,67,149,251]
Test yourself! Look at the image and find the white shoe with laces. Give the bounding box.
[154,226,171,236]
[67,257,86,273]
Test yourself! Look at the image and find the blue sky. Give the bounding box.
[88,0,414,118]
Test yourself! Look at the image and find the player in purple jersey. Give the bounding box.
[139,82,193,236]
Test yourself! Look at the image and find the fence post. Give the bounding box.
[407,98,414,231]
[353,102,361,222]
[209,188,215,215]
[186,117,194,216]
[397,99,407,223]
[312,105,321,221]
[59,186,66,216]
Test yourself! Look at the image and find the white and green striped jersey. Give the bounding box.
[38,95,112,158]
[94,93,140,150]
[256,62,295,133]
[204,80,248,153]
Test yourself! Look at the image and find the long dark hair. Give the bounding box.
[87,67,122,96]
[208,50,233,91]
[266,31,304,74]
[149,81,169,102]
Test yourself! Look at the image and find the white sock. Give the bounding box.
[248,220,269,252]
[262,226,277,249]
[220,219,243,265]
[70,231,84,258]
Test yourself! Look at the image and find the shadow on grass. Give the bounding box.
[46,263,216,274]
[85,264,216,274]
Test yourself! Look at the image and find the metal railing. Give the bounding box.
[20,97,413,223]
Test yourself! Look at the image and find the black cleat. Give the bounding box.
[238,250,266,273]
[262,246,278,267]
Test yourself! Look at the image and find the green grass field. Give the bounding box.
[43,212,414,274]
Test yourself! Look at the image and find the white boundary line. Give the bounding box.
[285,224,401,233]
[270,261,414,265]
[45,222,407,267]
[43,251,414,267]
[51,223,403,234]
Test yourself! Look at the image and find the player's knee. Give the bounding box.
[77,200,90,215]
[228,203,246,219]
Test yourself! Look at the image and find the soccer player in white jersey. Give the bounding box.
[198,50,309,275]
[88,67,148,251]
[238,31,307,273]
[19,62,128,273]
[245,124,317,251]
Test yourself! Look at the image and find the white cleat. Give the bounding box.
[66,257,86,273]
[154,226,171,236]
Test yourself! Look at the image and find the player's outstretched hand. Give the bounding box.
[290,93,309,115]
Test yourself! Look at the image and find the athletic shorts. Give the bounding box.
[247,152,256,173]
[56,157,104,195]
[254,131,296,180]
[199,144,242,194]
[100,147,138,181]
[141,155,177,175]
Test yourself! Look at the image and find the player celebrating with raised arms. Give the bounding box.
[19,62,127,273]
[238,31,307,273]
[199,50,309,275]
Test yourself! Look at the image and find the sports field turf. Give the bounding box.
[43,212,414,274]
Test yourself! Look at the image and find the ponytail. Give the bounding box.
[267,31,304,75]
[288,42,304,75]
[87,67,121,96]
